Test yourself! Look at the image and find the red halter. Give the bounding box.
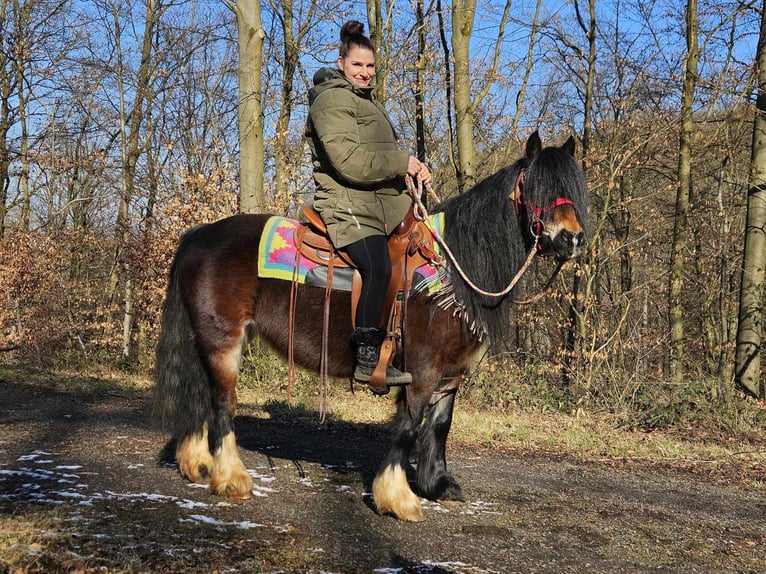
[511,168,575,244]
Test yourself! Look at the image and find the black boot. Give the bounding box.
[351,327,412,387]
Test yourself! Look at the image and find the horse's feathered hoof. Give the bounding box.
[210,472,254,500]
[209,432,254,499]
[372,463,426,522]
[179,460,211,484]
[176,427,214,485]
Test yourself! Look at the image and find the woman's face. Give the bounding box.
[338,46,375,87]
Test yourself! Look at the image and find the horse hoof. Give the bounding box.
[372,464,426,522]
[436,479,464,502]
[178,458,213,484]
[176,429,214,484]
[391,502,426,522]
[226,488,253,501]
[210,474,254,500]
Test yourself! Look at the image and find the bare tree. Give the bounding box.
[562,0,597,383]
[452,0,511,191]
[435,0,456,179]
[0,0,69,234]
[668,0,698,383]
[735,0,766,400]
[228,0,265,213]
[0,0,16,237]
[270,0,316,210]
[108,0,167,358]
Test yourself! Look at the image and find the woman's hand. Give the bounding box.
[406,155,432,185]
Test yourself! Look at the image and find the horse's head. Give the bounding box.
[512,131,589,261]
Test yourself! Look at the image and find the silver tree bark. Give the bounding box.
[735,2,766,400]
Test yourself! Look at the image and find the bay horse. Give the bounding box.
[153,131,588,522]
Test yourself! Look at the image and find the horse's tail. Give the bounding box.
[152,225,212,438]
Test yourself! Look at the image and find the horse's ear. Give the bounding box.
[526,130,542,159]
[562,135,576,157]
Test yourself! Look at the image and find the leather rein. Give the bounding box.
[406,172,569,305]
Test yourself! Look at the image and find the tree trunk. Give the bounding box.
[366,0,386,104]
[0,0,10,238]
[235,0,265,213]
[668,0,698,383]
[436,0,456,179]
[563,0,596,384]
[273,0,296,211]
[499,0,541,168]
[451,0,510,192]
[735,1,766,400]
[13,0,30,230]
[451,0,476,191]
[109,0,163,359]
[415,0,426,167]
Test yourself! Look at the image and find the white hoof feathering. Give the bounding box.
[373,464,425,522]
[209,432,253,499]
[176,424,214,484]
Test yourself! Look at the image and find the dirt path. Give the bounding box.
[1,376,765,573]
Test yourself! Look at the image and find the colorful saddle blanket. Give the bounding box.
[257,213,445,291]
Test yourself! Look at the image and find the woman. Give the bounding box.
[305,20,431,390]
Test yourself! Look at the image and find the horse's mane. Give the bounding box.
[524,146,590,233]
[431,163,526,350]
[430,143,589,350]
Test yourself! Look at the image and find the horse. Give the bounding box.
[153,131,589,522]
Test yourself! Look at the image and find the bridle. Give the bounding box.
[405,174,574,303]
[511,168,576,250]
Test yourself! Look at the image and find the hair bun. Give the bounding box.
[340,20,365,41]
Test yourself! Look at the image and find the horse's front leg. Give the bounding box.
[417,386,464,502]
[372,376,437,522]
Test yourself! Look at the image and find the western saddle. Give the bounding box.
[291,204,441,395]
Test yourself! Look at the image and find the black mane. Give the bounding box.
[431,138,589,350]
[432,164,525,349]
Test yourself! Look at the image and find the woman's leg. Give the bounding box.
[345,235,411,388]
[345,234,390,328]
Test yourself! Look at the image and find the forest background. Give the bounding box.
[1,0,765,434]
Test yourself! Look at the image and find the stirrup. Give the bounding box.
[368,338,410,394]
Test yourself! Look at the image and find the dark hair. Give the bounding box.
[339,20,374,58]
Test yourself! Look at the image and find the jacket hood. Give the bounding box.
[309,67,374,105]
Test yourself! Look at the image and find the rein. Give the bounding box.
[405,175,562,303]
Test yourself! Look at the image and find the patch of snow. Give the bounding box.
[17,450,53,461]
[176,499,209,509]
[181,514,264,529]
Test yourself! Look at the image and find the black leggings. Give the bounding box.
[345,234,391,329]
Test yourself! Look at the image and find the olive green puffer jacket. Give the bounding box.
[305,67,411,248]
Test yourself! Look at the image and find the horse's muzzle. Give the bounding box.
[543,229,586,261]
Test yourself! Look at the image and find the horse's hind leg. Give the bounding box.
[176,421,214,484]
[417,389,464,502]
[206,341,254,500]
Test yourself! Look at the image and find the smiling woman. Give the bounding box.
[338,41,375,87]
[305,19,432,392]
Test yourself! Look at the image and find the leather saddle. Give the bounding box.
[290,204,441,394]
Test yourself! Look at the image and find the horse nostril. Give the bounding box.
[573,231,585,247]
